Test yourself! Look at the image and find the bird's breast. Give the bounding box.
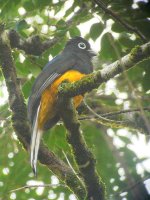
[38,70,85,129]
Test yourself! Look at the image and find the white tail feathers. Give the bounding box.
[30,103,43,176]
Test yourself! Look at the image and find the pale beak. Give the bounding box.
[88,49,97,57]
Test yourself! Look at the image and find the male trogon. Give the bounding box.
[28,36,96,174]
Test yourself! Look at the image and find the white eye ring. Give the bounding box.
[78,42,86,49]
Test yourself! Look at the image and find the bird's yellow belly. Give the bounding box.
[38,70,85,129]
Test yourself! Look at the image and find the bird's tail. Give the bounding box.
[30,103,43,176]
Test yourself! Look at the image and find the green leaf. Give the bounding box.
[22,79,34,98]
[56,19,67,29]
[69,27,80,37]
[143,73,150,92]
[15,20,30,32]
[112,22,125,33]
[23,1,35,11]
[90,22,103,41]
[100,32,121,61]
[15,62,30,77]
[44,125,69,152]
[50,41,66,56]
[27,60,42,77]
[33,0,51,9]
[55,29,67,37]
[118,135,131,144]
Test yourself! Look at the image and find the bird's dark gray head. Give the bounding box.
[64,36,96,58]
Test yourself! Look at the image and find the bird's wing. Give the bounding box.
[27,52,76,124]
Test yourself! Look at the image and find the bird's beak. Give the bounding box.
[88,49,97,57]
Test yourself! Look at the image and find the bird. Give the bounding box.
[27,36,96,175]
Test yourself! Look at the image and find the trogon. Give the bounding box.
[27,36,96,174]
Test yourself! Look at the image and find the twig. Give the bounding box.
[10,184,65,193]
[84,100,128,128]
[80,103,150,133]
[79,107,150,119]
[62,150,78,176]
[93,0,147,42]
[84,101,148,133]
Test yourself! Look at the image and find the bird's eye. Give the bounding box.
[78,42,86,49]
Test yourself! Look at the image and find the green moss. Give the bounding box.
[129,45,143,62]
[58,71,103,99]
[65,173,86,200]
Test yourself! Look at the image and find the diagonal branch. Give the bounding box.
[81,101,150,133]
[0,25,86,200]
[79,107,150,119]
[79,107,150,133]
[59,97,105,200]
[58,42,150,98]
[92,0,147,42]
[83,101,148,133]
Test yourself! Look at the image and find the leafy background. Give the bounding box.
[0,0,150,199]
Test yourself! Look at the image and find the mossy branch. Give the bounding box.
[58,42,150,98]
[0,25,86,200]
[58,97,105,200]
[83,101,150,134]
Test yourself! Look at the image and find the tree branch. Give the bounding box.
[58,42,150,98]
[7,4,87,56]
[79,104,150,134]
[80,107,150,119]
[10,184,65,193]
[92,0,147,42]
[83,101,149,133]
[59,97,105,200]
[8,30,58,56]
[0,25,86,200]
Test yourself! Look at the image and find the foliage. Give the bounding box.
[0,0,150,200]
